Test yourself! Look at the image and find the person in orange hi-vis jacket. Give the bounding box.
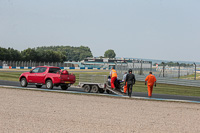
[145,72,157,97]
[122,72,128,93]
[110,67,118,90]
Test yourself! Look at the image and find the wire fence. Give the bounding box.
[115,62,200,97]
[116,62,195,80]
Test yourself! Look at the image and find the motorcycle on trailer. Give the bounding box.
[106,76,124,94]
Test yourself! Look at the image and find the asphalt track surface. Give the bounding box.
[0,80,200,103]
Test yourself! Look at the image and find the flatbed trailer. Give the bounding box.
[79,74,124,95]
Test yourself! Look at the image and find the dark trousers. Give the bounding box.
[127,84,133,97]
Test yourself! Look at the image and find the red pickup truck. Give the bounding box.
[19,66,76,90]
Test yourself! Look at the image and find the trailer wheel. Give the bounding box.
[83,85,91,93]
[91,85,99,93]
[99,88,105,93]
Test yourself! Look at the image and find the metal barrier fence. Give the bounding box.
[115,61,153,78]
[115,62,200,97]
[116,62,195,80]
[136,75,200,87]
[0,60,74,67]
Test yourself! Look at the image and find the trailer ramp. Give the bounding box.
[105,85,124,96]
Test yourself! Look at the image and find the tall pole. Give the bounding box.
[178,62,180,78]
[194,63,196,80]
[162,62,165,77]
[140,60,143,75]
[121,62,122,77]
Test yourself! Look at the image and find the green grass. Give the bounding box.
[0,71,109,83]
[0,71,200,97]
[133,81,200,97]
[0,71,22,81]
[179,73,200,80]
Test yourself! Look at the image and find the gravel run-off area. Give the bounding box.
[0,88,200,133]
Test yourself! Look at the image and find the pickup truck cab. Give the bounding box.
[19,66,76,90]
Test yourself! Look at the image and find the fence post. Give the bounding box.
[194,63,196,80]
[178,62,180,78]
[162,62,165,77]
[140,60,143,75]
[121,62,122,76]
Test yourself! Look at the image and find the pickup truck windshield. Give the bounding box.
[49,68,61,73]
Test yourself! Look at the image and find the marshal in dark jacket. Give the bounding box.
[125,73,136,85]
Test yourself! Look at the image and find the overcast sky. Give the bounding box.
[0,0,200,62]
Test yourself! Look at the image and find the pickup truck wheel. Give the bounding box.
[83,85,91,93]
[91,85,99,93]
[99,88,105,93]
[46,80,53,89]
[61,85,68,90]
[36,85,42,88]
[20,78,28,87]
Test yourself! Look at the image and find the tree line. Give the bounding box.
[0,46,93,62]
[0,46,193,66]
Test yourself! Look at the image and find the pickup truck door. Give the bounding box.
[28,67,40,83]
[35,67,47,83]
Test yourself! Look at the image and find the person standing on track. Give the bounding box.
[145,72,157,98]
[110,66,118,90]
[122,72,128,94]
[125,69,136,98]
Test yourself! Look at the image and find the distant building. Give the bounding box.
[81,58,128,69]
[64,57,152,69]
